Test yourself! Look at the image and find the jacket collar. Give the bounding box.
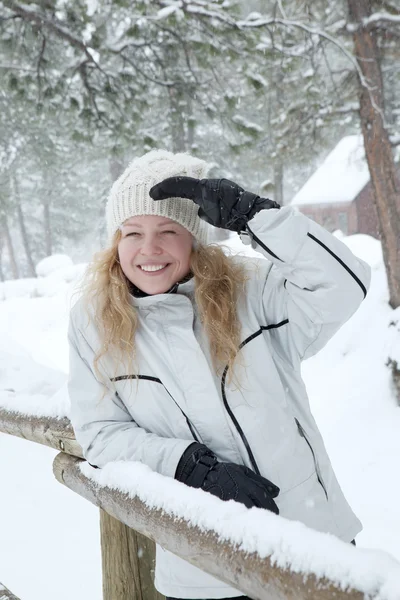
[128,272,195,307]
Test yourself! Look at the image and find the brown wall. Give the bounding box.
[295,202,357,235]
[354,179,398,240]
[295,167,400,241]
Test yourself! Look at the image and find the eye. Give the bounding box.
[161,230,177,235]
[125,231,141,237]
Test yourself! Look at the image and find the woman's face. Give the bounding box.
[118,215,193,295]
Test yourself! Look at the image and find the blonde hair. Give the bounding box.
[79,231,247,384]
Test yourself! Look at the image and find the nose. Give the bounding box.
[139,234,162,255]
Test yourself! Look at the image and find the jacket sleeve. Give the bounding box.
[67,312,194,476]
[242,206,371,360]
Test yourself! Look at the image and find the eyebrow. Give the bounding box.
[122,221,178,228]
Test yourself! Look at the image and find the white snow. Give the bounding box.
[1,235,400,600]
[156,5,184,20]
[291,135,370,206]
[363,12,400,26]
[36,254,74,277]
[231,114,263,133]
[81,459,400,599]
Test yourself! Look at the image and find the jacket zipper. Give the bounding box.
[220,321,290,476]
[221,365,261,475]
[295,417,328,500]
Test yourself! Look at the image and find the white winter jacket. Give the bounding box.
[68,207,371,599]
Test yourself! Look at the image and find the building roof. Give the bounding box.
[291,135,370,206]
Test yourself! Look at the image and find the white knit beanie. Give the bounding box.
[106,149,212,245]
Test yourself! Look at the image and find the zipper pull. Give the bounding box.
[295,417,304,436]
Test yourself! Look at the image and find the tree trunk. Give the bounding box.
[1,215,19,279]
[43,195,52,256]
[168,85,186,153]
[100,510,164,600]
[110,157,124,182]
[274,162,284,206]
[0,233,5,282]
[348,0,400,309]
[13,175,36,277]
[187,95,196,150]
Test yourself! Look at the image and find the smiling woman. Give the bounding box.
[118,216,193,295]
[68,148,371,600]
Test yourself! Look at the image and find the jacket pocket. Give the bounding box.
[295,418,328,500]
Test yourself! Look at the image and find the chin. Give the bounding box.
[146,287,169,295]
[136,281,172,295]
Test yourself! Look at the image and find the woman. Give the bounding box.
[68,149,370,600]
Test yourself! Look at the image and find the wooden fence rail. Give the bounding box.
[0,408,81,457]
[1,407,399,600]
[0,582,21,600]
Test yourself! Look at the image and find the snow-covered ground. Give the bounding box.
[1,235,400,600]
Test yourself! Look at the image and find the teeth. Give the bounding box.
[140,264,167,272]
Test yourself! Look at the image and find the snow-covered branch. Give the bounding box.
[363,12,400,26]
[237,15,385,123]
[3,0,97,65]
[240,17,365,79]
[390,134,400,147]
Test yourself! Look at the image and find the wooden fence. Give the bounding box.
[0,582,21,600]
[0,407,397,600]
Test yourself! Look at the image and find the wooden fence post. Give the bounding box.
[100,509,164,600]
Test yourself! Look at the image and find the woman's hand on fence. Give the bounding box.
[149,177,280,233]
[175,443,280,513]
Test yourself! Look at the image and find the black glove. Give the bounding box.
[175,443,280,513]
[149,177,280,233]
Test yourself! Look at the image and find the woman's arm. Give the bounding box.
[148,175,371,360]
[243,206,371,360]
[68,314,194,475]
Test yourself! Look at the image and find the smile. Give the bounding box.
[138,264,169,273]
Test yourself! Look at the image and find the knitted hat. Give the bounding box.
[106,149,212,245]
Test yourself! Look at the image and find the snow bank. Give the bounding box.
[0,257,86,300]
[0,334,68,418]
[36,254,74,277]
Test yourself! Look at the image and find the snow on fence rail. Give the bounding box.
[1,407,400,600]
[0,582,21,600]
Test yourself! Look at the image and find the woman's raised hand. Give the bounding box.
[150,177,280,233]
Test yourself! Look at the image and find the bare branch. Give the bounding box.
[119,52,175,87]
[78,61,108,127]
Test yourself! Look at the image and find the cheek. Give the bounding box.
[118,243,134,270]
[173,239,192,266]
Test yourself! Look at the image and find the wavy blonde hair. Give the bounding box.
[79,230,248,384]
